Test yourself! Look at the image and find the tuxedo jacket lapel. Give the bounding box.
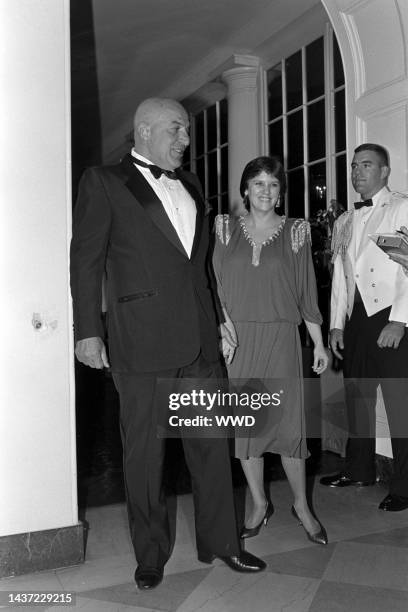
[121,154,188,257]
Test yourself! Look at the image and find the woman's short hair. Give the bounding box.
[239,156,287,199]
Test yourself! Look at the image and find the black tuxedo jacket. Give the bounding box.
[70,154,221,372]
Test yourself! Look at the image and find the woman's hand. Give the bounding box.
[304,321,329,374]
[221,337,236,365]
[220,309,238,348]
[219,308,237,365]
[312,343,329,375]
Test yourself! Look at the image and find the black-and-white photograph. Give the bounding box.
[1,1,408,610]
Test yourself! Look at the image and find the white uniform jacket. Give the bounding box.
[330,187,408,331]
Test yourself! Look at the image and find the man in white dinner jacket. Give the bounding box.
[320,143,408,512]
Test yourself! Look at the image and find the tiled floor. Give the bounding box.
[2,473,408,611]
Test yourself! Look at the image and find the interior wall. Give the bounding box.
[0,0,77,535]
[322,0,408,192]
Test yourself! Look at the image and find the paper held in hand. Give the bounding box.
[369,232,408,256]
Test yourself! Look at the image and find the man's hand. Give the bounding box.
[388,251,408,268]
[388,226,408,270]
[75,337,110,369]
[377,322,405,349]
[330,328,344,360]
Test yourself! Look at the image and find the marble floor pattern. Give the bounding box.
[2,477,408,612]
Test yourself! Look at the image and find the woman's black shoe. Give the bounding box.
[291,506,328,545]
[240,501,274,539]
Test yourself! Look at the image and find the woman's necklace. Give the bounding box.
[239,215,286,266]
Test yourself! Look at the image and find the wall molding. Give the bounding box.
[0,523,84,578]
[341,12,365,98]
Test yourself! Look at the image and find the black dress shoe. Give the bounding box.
[378,494,408,512]
[198,550,266,572]
[320,472,375,487]
[134,566,163,590]
[240,501,274,539]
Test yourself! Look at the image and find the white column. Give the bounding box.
[222,66,261,212]
[0,0,78,539]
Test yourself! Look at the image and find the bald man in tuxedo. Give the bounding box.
[70,97,265,590]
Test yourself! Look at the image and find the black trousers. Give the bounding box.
[343,302,408,496]
[112,353,240,569]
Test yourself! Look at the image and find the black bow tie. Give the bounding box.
[354,198,373,210]
[132,157,178,180]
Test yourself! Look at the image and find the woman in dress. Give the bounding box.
[213,156,329,544]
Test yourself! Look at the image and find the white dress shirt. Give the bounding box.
[353,187,385,256]
[131,150,196,258]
